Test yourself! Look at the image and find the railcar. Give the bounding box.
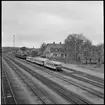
[28,57,35,63]
[26,56,63,71]
[44,60,62,71]
[15,53,27,59]
[15,53,20,58]
[26,56,33,61]
[32,57,48,65]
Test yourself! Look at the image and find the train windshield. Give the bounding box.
[54,64,61,67]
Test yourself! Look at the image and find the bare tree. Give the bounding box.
[40,42,47,55]
[95,43,104,66]
[64,33,90,63]
[31,50,39,57]
[81,40,92,64]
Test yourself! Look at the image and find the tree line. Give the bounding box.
[64,34,104,64]
[40,33,104,65]
[14,33,104,65]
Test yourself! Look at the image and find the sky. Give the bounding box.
[2,1,104,48]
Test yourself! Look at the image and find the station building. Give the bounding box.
[43,42,65,59]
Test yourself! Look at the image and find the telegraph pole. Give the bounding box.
[13,35,15,48]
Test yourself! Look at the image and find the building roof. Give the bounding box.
[31,48,40,52]
[46,42,64,48]
[43,42,65,53]
[47,43,64,47]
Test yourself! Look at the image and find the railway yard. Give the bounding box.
[1,53,104,104]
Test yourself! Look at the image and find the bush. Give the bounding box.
[97,62,102,67]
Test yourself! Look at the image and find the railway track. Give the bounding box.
[2,67,17,104]
[4,56,93,104]
[4,54,104,98]
[2,60,56,104]
[26,63,104,98]
[5,53,104,85]
[62,71,104,89]
[9,54,104,88]
[17,57,104,98]
[62,67,104,84]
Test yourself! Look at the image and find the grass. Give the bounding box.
[77,64,104,73]
[56,59,104,73]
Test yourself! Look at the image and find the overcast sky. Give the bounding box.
[2,1,103,48]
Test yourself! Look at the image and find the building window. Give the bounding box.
[53,53,57,57]
[61,54,64,57]
[46,52,50,54]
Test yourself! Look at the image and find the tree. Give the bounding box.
[40,42,47,55]
[95,43,104,66]
[31,50,39,57]
[81,40,92,64]
[64,33,90,63]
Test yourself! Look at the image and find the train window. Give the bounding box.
[61,54,64,57]
[53,54,57,57]
[54,64,58,66]
[54,64,61,67]
[47,62,54,66]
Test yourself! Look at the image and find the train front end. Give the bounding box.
[54,64,62,71]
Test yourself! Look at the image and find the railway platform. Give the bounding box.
[62,63,104,79]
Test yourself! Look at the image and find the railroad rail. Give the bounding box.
[2,67,17,104]
[17,56,104,98]
[4,56,93,104]
[2,59,56,104]
[23,61,104,98]
[62,71,104,89]
[62,66,104,84]
[4,53,104,85]
[4,54,104,98]
[7,54,104,88]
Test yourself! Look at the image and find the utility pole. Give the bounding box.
[13,35,15,47]
[74,40,76,60]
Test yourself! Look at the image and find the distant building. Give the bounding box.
[29,48,41,57]
[16,48,32,55]
[43,42,65,59]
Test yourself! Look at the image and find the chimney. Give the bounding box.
[53,42,55,44]
[60,42,61,44]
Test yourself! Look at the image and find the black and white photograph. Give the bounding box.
[1,1,104,104]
